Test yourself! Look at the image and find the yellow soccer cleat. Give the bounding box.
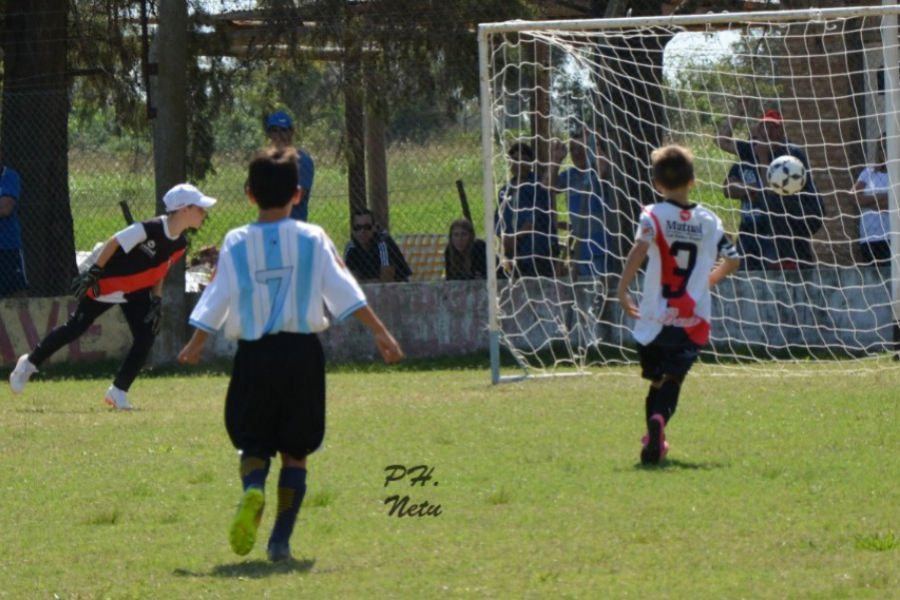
[229,487,265,556]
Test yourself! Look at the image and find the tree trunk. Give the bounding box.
[366,88,389,231]
[1,0,75,297]
[591,29,672,276]
[344,54,367,220]
[150,0,189,364]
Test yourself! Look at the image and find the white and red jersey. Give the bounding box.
[633,200,738,347]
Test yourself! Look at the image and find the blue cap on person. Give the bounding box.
[266,110,294,130]
[163,183,217,211]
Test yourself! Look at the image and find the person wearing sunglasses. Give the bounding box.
[265,110,315,223]
[343,209,411,283]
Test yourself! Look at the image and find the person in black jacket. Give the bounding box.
[344,209,411,283]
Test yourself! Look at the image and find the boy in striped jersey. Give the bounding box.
[178,147,403,562]
[617,145,740,465]
[8,183,215,409]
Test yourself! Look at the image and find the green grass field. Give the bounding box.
[1,362,897,598]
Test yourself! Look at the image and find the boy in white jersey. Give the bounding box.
[177,148,403,561]
[617,145,740,465]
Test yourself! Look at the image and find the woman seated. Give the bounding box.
[444,218,487,280]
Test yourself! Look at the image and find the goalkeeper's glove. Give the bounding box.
[71,265,104,300]
[144,295,163,336]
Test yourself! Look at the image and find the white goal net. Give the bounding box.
[478,6,900,382]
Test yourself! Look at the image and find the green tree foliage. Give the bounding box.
[249,0,534,143]
[663,30,782,133]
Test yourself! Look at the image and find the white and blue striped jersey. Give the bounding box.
[189,219,367,341]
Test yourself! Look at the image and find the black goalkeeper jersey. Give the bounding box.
[87,218,187,300]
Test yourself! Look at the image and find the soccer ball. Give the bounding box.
[766,154,807,196]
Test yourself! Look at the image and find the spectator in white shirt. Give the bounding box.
[853,138,891,267]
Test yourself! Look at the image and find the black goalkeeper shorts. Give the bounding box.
[225,332,325,459]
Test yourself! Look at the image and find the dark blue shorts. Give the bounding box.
[637,326,700,381]
[0,249,28,296]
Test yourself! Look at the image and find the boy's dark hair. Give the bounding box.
[247,147,299,209]
[508,141,534,161]
[352,208,375,221]
[651,144,694,190]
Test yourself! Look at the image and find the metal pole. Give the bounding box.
[478,26,501,384]
[884,2,900,358]
[479,5,900,35]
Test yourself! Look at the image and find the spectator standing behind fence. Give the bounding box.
[344,209,412,283]
[496,141,558,277]
[0,157,26,297]
[444,218,487,280]
[265,111,315,222]
[853,137,891,267]
[551,131,613,280]
[716,109,824,269]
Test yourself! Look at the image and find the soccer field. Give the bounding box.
[0,364,897,599]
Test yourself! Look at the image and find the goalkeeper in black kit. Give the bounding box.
[8,184,215,410]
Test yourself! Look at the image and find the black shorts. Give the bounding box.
[225,332,325,459]
[637,326,700,382]
[0,248,27,296]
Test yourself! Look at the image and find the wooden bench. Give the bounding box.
[394,233,446,282]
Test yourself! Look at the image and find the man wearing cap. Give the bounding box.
[265,110,315,222]
[718,109,824,269]
[8,183,215,410]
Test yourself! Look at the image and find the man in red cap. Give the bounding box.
[716,108,824,270]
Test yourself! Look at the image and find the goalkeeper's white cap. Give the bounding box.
[163,183,217,211]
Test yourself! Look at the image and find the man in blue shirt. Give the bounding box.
[0,158,26,296]
[265,111,315,222]
[554,133,613,279]
[496,141,558,277]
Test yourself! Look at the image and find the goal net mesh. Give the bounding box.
[480,7,900,375]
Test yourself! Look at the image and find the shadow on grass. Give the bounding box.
[173,558,315,579]
[632,458,728,471]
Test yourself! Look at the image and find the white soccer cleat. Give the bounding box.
[104,385,133,411]
[9,354,37,394]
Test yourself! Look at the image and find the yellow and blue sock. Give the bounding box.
[268,467,307,547]
[240,455,270,491]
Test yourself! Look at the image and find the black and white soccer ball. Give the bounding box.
[766,154,807,196]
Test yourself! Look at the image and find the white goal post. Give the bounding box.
[478,5,900,383]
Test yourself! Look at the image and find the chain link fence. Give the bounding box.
[68,115,485,254]
[1,89,486,297]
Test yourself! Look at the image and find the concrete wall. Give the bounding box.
[0,281,490,368]
[496,268,897,357]
[0,297,134,367]
[1,268,894,369]
[202,280,490,363]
